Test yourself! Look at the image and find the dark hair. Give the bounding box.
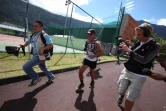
[35,20,43,27]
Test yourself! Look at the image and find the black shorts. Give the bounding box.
[83,58,97,69]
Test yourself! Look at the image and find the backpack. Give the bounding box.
[30,31,53,57]
[84,39,97,55]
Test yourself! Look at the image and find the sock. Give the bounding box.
[121,95,124,98]
[80,80,84,84]
[164,79,166,82]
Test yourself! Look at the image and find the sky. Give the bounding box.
[28,0,166,26]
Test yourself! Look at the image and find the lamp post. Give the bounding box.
[24,0,30,59]
[38,11,42,20]
[24,0,29,42]
[63,0,71,38]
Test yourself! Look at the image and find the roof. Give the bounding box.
[0,24,25,32]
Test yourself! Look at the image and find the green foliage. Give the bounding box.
[131,36,136,43]
[151,33,166,54]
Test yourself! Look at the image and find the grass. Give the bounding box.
[0,52,126,79]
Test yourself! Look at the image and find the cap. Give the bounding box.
[87,29,96,35]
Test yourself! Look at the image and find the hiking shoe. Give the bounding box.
[117,95,124,105]
[76,83,85,92]
[90,80,95,88]
[28,78,41,86]
[46,76,55,84]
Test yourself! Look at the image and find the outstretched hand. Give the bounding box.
[159,60,166,70]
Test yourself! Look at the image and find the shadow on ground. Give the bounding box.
[0,83,52,111]
[75,88,96,111]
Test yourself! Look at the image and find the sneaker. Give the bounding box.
[46,76,55,84]
[76,83,85,92]
[28,78,41,86]
[90,80,95,88]
[117,95,124,105]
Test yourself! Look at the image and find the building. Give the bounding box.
[120,14,139,40]
[0,24,25,37]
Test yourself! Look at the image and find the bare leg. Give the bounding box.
[78,65,88,81]
[124,99,134,111]
[90,69,95,80]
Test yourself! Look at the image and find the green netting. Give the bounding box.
[113,3,125,45]
[47,5,125,44]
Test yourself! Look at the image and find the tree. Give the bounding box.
[151,33,166,61]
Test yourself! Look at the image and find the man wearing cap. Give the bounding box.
[117,23,160,111]
[76,29,103,92]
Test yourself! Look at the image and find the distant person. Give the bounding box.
[76,29,103,92]
[21,20,55,86]
[117,23,160,111]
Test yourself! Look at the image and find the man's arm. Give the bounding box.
[21,42,30,47]
[142,68,166,82]
[95,42,103,57]
[20,36,31,47]
[130,43,160,64]
[150,72,166,81]
[41,44,53,51]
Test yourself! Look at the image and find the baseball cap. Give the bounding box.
[87,29,96,35]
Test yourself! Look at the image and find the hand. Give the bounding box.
[159,60,166,69]
[119,42,132,52]
[91,49,97,54]
[15,45,21,48]
[125,40,132,46]
[89,55,95,59]
[39,48,45,55]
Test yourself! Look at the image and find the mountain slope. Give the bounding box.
[0,0,94,30]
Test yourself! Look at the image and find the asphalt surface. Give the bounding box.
[0,62,166,111]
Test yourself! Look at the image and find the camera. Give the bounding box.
[117,38,125,46]
[116,38,125,54]
[5,45,25,57]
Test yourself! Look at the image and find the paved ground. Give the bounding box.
[0,62,166,111]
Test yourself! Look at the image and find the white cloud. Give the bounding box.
[72,12,103,23]
[28,0,102,23]
[143,18,156,23]
[125,0,134,13]
[127,7,134,11]
[114,7,119,14]
[157,19,166,26]
[126,4,134,9]
[125,1,134,6]
[143,18,166,26]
